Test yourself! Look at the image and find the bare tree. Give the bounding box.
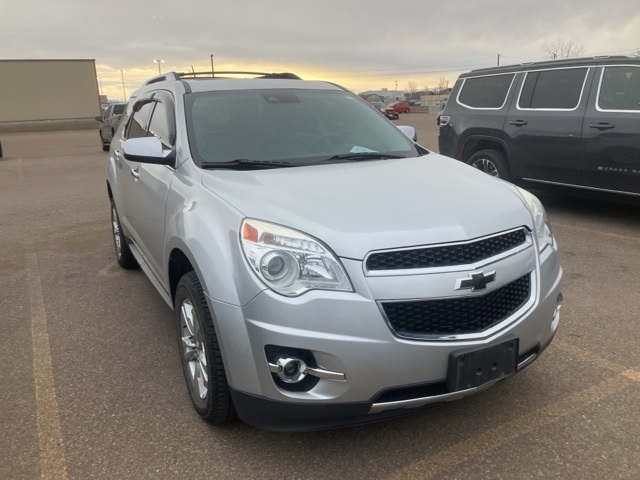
[406,80,418,96]
[542,38,585,59]
[436,77,450,92]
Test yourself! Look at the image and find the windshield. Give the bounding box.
[185,89,423,167]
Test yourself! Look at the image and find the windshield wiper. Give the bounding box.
[320,153,406,163]
[200,159,296,170]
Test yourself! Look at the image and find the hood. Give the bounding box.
[201,154,532,259]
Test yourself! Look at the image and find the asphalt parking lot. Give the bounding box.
[1,116,639,479]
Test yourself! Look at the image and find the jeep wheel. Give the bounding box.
[175,272,236,425]
[110,198,137,269]
[468,149,510,181]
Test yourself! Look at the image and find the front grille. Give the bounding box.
[381,274,531,337]
[366,229,527,271]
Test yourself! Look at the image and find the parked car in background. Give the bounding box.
[407,99,421,106]
[388,101,411,113]
[106,69,562,431]
[96,102,126,151]
[438,56,640,198]
[369,101,399,119]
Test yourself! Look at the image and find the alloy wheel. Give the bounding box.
[180,299,209,400]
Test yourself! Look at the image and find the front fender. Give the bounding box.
[164,167,265,307]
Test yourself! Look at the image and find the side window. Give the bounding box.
[458,74,514,109]
[519,68,588,110]
[598,66,640,111]
[125,100,154,139]
[147,101,175,148]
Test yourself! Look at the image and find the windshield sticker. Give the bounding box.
[350,146,377,153]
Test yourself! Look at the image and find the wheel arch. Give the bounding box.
[168,247,196,306]
[460,136,510,164]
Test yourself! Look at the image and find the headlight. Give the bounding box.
[517,187,553,252]
[240,219,353,297]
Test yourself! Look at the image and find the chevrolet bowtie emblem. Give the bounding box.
[455,271,496,292]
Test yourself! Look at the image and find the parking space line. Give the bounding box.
[384,370,638,480]
[552,339,629,374]
[553,223,640,244]
[27,253,68,480]
[622,369,640,382]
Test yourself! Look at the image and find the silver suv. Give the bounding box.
[107,71,563,431]
[96,102,126,151]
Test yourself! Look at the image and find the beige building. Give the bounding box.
[0,59,100,130]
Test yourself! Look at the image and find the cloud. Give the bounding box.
[2,0,639,97]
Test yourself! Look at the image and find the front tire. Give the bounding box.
[110,198,137,269]
[175,272,236,425]
[467,149,510,181]
[100,132,109,152]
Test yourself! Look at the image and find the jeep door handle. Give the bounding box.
[589,123,615,130]
[509,120,528,126]
[130,166,140,180]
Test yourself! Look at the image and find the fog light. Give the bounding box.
[271,357,308,383]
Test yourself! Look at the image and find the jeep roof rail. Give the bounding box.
[467,55,637,75]
[142,71,301,86]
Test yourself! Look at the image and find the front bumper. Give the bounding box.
[210,239,563,431]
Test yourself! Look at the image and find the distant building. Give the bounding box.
[359,88,406,104]
[0,59,101,131]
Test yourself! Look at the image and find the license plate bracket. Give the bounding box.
[447,338,518,392]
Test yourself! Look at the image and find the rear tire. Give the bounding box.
[175,272,236,425]
[467,149,510,181]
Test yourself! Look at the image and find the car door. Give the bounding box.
[580,64,640,195]
[122,91,177,281]
[504,66,592,185]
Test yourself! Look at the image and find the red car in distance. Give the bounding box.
[369,101,399,120]
[388,101,411,114]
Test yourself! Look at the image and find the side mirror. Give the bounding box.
[95,116,104,122]
[123,137,175,165]
[396,125,417,142]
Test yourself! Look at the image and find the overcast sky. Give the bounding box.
[1,0,639,100]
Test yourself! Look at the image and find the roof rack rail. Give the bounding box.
[141,71,301,87]
[176,71,301,80]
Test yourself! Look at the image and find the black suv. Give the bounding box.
[438,56,640,198]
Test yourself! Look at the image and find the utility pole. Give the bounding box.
[210,54,215,77]
[98,77,103,96]
[119,69,126,101]
[154,59,164,75]
[497,53,500,66]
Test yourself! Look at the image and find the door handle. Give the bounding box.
[114,149,121,157]
[131,166,140,180]
[509,120,528,126]
[589,123,615,130]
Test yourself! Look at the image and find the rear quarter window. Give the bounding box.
[597,65,640,112]
[457,73,515,109]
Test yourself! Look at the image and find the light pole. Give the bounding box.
[154,59,164,74]
[98,77,103,96]
[210,54,215,76]
[119,69,126,101]
[395,80,398,91]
